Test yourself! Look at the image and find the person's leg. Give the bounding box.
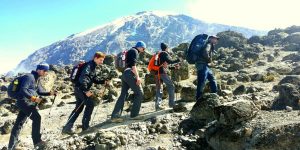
[111,76,129,119]
[123,71,143,118]
[161,74,175,107]
[196,65,208,100]
[155,75,163,110]
[30,108,42,145]
[63,87,84,130]
[8,111,27,149]
[82,96,95,131]
[207,68,218,93]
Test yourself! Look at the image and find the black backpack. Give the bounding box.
[186,34,209,64]
[115,50,128,72]
[7,76,23,99]
[70,62,87,83]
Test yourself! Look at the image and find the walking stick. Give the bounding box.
[91,83,108,125]
[47,94,57,117]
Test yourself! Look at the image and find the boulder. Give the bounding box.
[278,75,300,89]
[272,83,300,110]
[214,100,258,126]
[190,93,221,124]
[180,84,196,102]
[38,71,57,92]
[171,61,190,81]
[233,85,247,95]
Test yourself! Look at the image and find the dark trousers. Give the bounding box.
[196,64,218,100]
[111,69,143,118]
[64,87,94,131]
[8,101,41,149]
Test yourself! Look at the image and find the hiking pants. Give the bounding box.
[155,74,175,109]
[64,86,94,131]
[196,64,217,100]
[111,69,143,118]
[8,101,41,149]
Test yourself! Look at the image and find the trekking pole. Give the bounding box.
[47,94,57,117]
[64,101,84,126]
[91,83,108,125]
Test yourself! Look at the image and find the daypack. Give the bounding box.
[115,50,128,72]
[7,76,23,99]
[186,34,209,64]
[148,52,161,72]
[70,62,87,83]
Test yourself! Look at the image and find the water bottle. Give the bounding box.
[12,79,19,92]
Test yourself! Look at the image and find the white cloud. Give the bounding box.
[185,0,300,30]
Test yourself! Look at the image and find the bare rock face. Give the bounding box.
[190,93,221,124]
[214,100,259,126]
[180,84,196,102]
[171,61,190,82]
[206,111,300,150]
[272,83,300,110]
[38,71,57,92]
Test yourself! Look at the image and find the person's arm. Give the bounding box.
[18,76,34,99]
[202,44,212,63]
[164,53,180,64]
[79,65,93,96]
[130,50,141,85]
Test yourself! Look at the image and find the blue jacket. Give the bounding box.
[16,71,50,106]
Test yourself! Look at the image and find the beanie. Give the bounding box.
[36,63,50,71]
[161,43,168,51]
[135,41,146,49]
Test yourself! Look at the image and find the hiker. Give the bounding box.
[153,43,180,111]
[62,52,109,134]
[195,35,219,100]
[8,63,57,150]
[111,41,146,123]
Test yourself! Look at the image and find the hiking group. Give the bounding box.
[6,34,219,149]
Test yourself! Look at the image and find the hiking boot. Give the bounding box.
[62,126,76,135]
[155,105,166,111]
[111,118,124,123]
[34,140,47,150]
[130,115,145,120]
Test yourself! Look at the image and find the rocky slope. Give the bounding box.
[1,27,300,150]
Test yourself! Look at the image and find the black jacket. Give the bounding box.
[78,60,106,93]
[157,51,180,74]
[126,47,139,68]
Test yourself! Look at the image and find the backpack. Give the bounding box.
[70,62,87,83]
[186,34,209,64]
[7,76,23,99]
[115,50,128,72]
[147,52,161,72]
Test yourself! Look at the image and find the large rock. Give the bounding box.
[144,73,156,85]
[272,83,300,109]
[278,75,300,89]
[206,111,300,150]
[214,100,258,126]
[143,84,156,102]
[103,55,115,66]
[180,84,196,102]
[171,61,190,81]
[190,93,221,124]
[38,71,57,92]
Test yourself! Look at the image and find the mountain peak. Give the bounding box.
[135,10,177,17]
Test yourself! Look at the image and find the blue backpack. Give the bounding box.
[7,76,23,99]
[186,34,209,64]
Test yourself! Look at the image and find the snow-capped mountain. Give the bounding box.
[15,11,265,72]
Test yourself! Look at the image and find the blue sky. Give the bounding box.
[0,0,299,74]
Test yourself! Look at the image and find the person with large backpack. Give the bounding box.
[62,52,109,134]
[8,63,57,150]
[111,41,146,123]
[148,43,180,111]
[193,35,219,100]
